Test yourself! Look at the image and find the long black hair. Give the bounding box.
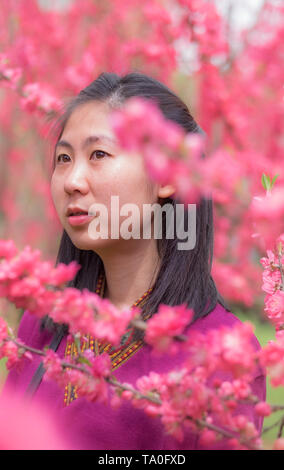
[42,71,230,338]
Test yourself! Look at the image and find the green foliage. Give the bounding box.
[261,173,279,192]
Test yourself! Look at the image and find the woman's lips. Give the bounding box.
[67,214,95,226]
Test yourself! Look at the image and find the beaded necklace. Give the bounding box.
[64,272,153,406]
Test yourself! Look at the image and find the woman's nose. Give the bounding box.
[64,163,90,195]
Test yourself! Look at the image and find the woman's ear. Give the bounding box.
[158,184,176,199]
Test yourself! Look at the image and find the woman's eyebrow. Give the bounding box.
[55,134,118,151]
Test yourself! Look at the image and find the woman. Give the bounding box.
[4,72,266,450]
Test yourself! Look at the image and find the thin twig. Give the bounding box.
[130,318,188,342]
[8,337,263,449]
[185,415,259,450]
[11,338,92,376]
[278,253,284,291]
[106,376,161,405]
[262,415,284,435]
[277,416,284,438]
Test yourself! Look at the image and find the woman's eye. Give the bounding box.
[56,154,70,163]
[56,150,109,164]
[91,150,109,160]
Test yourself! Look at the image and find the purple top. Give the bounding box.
[3,303,266,450]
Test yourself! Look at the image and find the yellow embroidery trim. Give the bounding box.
[64,272,152,406]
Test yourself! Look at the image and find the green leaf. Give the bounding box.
[261,173,280,191]
[261,173,271,190]
[271,173,279,187]
[261,173,268,190]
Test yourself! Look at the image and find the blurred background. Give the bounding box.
[0,0,283,448]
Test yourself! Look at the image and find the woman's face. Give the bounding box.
[50,100,162,252]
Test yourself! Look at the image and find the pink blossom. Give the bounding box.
[32,260,56,284]
[20,82,62,115]
[186,321,257,379]
[49,261,81,287]
[145,304,194,354]
[251,188,284,219]
[233,414,249,431]
[4,245,41,279]
[255,401,272,417]
[0,388,71,449]
[42,349,64,385]
[110,392,122,410]
[121,390,134,401]
[110,97,168,152]
[259,335,284,387]
[0,54,22,90]
[136,371,166,395]
[184,330,218,374]
[143,146,172,186]
[0,341,19,369]
[210,322,257,378]
[0,0,283,450]
[264,291,284,325]
[262,270,282,295]
[231,379,252,400]
[199,429,218,446]
[218,381,234,398]
[260,249,278,269]
[66,367,109,404]
[0,240,18,260]
[200,149,243,205]
[50,287,91,331]
[273,438,284,450]
[88,352,112,380]
[169,159,203,204]
[9,276,44,299]
[0,317,8,343]
[90,298,140,346]
[43,348,111,405]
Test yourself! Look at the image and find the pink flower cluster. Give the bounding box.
[20,82,63,115]
[3,227,284,450]
[49,287,140,345]
[0,241,80,312]
[110,96,205,204]
[110,97,245,207]
[117,319,268,448]
[0,0,282,343]
[260,234,284,330]
[43,349,112,404]
[0,387,70,449]
[145,303,194,354]
[0,54,22,90]
[259,330,284,387]
[129,363,261,448]
[175,0,229,61]
[123,285,280,447]
[0,239,140,346]
[0,317,32,370]
[0,239,280,449]
[0,0,283,451]
[0,317,8,343]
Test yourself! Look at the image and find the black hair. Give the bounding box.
[42,71,231,339]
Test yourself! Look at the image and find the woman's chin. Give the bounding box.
[69,234,117,252]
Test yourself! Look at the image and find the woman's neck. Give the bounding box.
[98,239,160,310]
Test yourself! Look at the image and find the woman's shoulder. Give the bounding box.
[188,301,263,356]
[190,302,245,333]
[16,310,53,348]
